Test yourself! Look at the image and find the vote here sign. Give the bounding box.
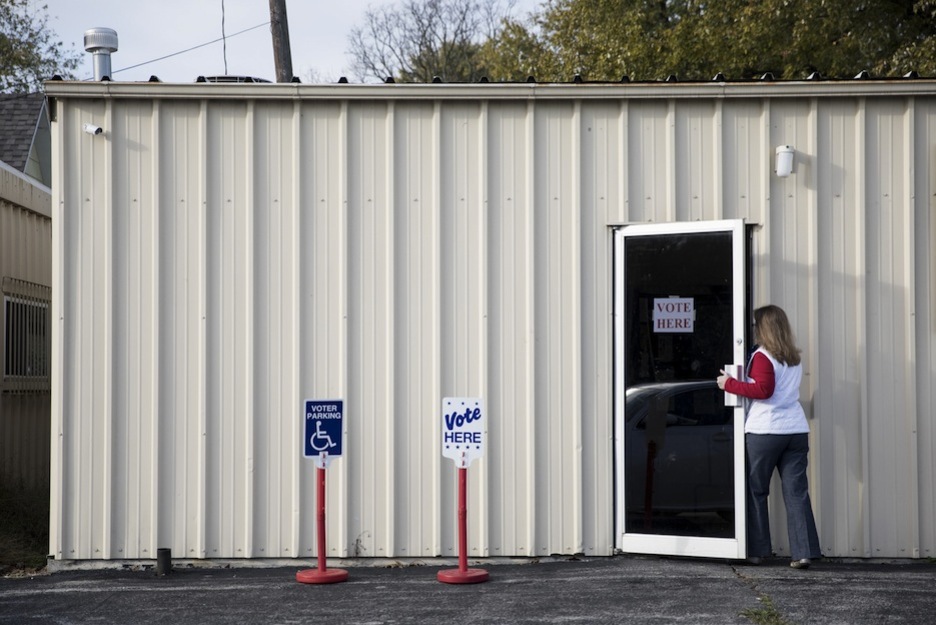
[652,297,695,333]
[442,397,485,468]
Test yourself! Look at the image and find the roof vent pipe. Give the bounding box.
[84,28,118,81]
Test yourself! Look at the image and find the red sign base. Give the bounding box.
[296,568,349,584]
[437,568,489,584]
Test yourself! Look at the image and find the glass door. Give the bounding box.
[613,220,748,559]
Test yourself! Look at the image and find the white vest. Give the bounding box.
[744,347,809,434]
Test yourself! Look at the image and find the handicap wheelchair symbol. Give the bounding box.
[303,400,343,463]
[309,420,337,452]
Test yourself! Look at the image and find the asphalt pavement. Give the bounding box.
[2,555,934,624]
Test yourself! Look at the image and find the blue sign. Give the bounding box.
[304,400,343,466]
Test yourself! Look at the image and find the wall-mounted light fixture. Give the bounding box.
[775,145,794,177]
[83,123,103,136]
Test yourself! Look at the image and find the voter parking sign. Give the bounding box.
[304,400,343,468]
[442,397,484,468]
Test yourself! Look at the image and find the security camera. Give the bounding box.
[83,123,103,135]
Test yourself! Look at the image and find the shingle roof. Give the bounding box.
[0,93,45,173]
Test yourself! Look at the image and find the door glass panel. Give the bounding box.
[622,232,736,538]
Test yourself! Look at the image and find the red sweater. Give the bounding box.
[724,352,775,399]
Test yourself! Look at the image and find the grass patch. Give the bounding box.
[0,484,49,574]
[741,595,794,625]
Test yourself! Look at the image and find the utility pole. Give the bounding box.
[269,0,294,82]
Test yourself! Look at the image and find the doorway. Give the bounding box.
[613,220,750,559]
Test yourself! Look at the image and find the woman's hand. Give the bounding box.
[716,369,729,390]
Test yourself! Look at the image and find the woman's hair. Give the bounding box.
[754,305,801,366]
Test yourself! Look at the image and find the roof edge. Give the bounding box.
[0,159,52,219]
[43,79,936,100]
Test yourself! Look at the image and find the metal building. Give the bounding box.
[44,79,936,564]
[0,160,52,491]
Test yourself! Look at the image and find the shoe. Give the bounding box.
[790,558,811,569]
[746,556,762,565]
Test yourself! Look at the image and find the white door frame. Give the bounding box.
[613,219,748,559]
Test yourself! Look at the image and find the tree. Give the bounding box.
[684,0,936,79]
[483,0,936,82]
[347,0,517,82]
[476,17,557,81]
[531,0,674,81]
[885,0,936,76]
[0,0,81,93]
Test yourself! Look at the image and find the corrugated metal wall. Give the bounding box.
[47,82,936,562]
[0,163,52,491]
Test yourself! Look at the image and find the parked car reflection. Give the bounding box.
[624,380,736,538]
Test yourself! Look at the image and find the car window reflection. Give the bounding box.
[624,380,736,538]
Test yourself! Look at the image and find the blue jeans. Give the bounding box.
[746,433,821,560]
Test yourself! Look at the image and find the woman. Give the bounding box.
[717,305,821,569]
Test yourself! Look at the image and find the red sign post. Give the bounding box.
[438,397,489,584]
[297,400,348,585]
[296,457,348,584]
[437,465,489,584]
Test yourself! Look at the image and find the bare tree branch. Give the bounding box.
[347,0,513,82]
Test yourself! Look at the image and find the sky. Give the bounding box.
[40,0,542,84]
